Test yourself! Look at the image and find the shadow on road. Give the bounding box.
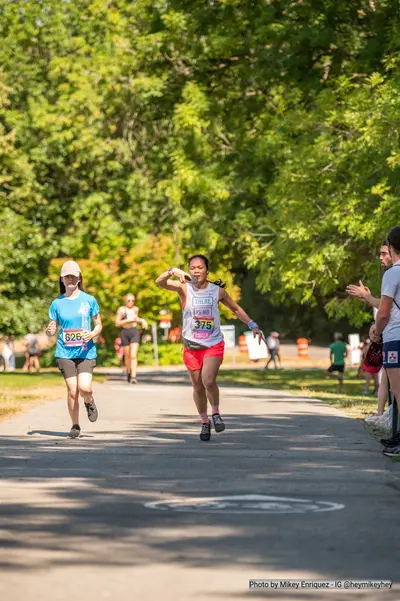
[0,397,398,594]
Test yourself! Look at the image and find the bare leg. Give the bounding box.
[130,342,139,379]
[78,372,94,404]
[385,368,400,412]
[123,345,131,376]
[201,356,223,409]
[363,373,372,394]
[338,372,344,393]
[373,372,379,395]
[65,376,79,425]
[188,369,208,414]
[377,369,388,414]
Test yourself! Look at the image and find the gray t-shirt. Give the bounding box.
[381,261,400,342]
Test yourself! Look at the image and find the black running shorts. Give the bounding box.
[121,327,140,346]
[327,363,344,373]
[56,358,96,379]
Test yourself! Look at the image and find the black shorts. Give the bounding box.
[327,363,344,374]
[56,358,96,379]
[121,327,140,346]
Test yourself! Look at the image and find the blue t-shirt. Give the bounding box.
[49,291,100,359]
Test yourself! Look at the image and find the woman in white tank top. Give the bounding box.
[114,293,148,384]
[156,254,265,442]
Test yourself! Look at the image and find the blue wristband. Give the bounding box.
[248,320,258,330]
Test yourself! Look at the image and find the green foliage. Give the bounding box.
[93,340,183,367]
[1,0,399,340]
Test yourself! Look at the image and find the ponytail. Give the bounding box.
[208,278,226,288]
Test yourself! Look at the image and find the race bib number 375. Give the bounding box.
[192,316,215,340]
[63,329,84,347]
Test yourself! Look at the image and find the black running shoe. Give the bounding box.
[212,413,225,433]
[380,433,400,447]
[69,424,81,439]
[200,421,211,441]
[127,373,131,383]
[85,399,99,423]
[383,445,400,457]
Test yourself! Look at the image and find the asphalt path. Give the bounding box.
[0,371,398,600]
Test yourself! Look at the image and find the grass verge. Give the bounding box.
[217,368,380,419]
[0,371,105,420]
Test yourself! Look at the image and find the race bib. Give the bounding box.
[192,316,215,340]
[63,328,84,347]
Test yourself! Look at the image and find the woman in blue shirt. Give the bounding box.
[46,260,102,438]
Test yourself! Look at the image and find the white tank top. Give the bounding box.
[182,283,224,348]
[124,307,138,321]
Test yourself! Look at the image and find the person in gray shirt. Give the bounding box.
[370,227,400,455]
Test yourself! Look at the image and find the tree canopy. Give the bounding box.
[0,0,399,338]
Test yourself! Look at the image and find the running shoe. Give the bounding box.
[376,406,393,428]
[383,445,400,457]
[212,413,226,433]
[380,432,400,447]
[131,377,137,384]
[127,373,131,383]
[69,424,81,439]
[364,414,383,423]
[85,398,99,423]
[200,421,211,441]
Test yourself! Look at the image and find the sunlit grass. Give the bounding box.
[218,368,378,418]
[0,371,105,420]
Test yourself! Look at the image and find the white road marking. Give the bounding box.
[145,494,345,514]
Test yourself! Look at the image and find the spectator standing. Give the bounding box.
[1,337,15,371]
[24,333,40,373]
[325,333,347,393]
[265,332,279,369]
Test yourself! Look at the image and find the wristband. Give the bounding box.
[168,267,174,276]
[248,320,258,331]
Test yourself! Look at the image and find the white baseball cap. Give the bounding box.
[60,260,81,277]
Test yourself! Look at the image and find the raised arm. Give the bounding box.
[219,288,265,344]
[155,267,188,299]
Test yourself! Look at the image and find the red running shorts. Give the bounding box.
[183,340,225,371]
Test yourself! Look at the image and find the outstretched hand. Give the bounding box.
[346,280,370,300]
[253,328,267,345]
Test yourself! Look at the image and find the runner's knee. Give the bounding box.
[202,374,217,389]
[192,379,205,394]
[67,386,78,399]
[79,385,92,397]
